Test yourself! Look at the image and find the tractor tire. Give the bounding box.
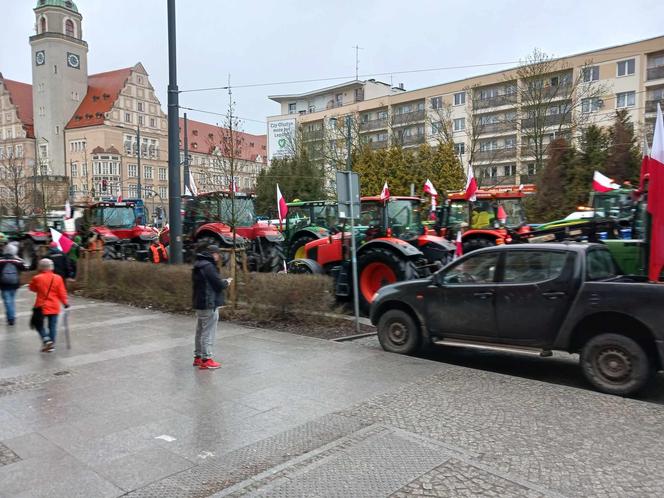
[580,333,653,396]
[197,235,242,271]
[356,247,418,313]
[287,258,324,274]
[288,233,318,261]
[261,240,285,273]
[377,309,420,355]
[462,237,495,254]
[20,240,37,270]
[103,244,120,260]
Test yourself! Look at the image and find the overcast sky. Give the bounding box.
[1,0,662,135]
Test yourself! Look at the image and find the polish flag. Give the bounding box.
[423,179,438,197]
[454,230,463,260]
[116,184,123,203]
[49,228,74,254]
[64,200,72,220]
[464,164,477,201]
[380,181,390,201]
[497,205,507,224]
[592,171,619,193]
[647,103,664,282]
[639,135,650,191]
[276,184,288,228]
[185,171,198,197]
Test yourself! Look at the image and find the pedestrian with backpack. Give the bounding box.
[0,243,24,326]
[29,258,69,352]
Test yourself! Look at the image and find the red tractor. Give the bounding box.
[289,196,453,312]
[173,191,285,272]
[435,186,533,253]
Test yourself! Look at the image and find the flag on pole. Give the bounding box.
[592,171,620,193]
[380,181,390,201]
[276,184,288,228]
[464,164,477,201]
[185,171,198,197]
[640,135,651,191]
[454,230,463,260]
[49,228,74,254]
[497,205,507,224]
[423,179,438,197]
[64,200,72,220]
[647,103,664,282]
[116,184,123,203]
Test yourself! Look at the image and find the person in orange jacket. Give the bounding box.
[29,258,69,352]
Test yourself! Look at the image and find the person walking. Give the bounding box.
[29,258,68,352]
[192,243,231,369]
[46,242,74,281]
[0,243,24,326]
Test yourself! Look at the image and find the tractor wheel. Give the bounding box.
[462,237,495,254]
[287,258,324,274]
[20,240,36,270]
[357,247,418,313]
[288,233,318,261]
[197,235,243,270]
[261,241,285,273]
[103,244,120,260]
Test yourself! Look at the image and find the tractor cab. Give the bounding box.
[284,201,340,260]
[359,197,424,243]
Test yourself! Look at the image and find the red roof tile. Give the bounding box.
[179,117,267,163]
[66,67,132,129]
[2,78,34,138]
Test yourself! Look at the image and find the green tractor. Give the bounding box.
[283,200,340,261]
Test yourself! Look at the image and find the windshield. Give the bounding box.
[219,198,255,227]
[90,207,136,229]
[593,191,634,222]
[468,198,525,229]
[312,205,339,229]
[448,201,468,226]
[499,199,527,228]
[387,199,422,238]
[287,206,312,230]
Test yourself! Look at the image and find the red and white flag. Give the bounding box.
[380,181,390,201]
[497,205,507,224]
[592,171,619,193]
[648,103,664,282]
[116,184,123,203]
[276,184,288,227]
[64,200,72,220]
[423,178,438,197]
[640,135,650,191]
[454,230,463,260]
[49,228,74,254]
[464,164,477,201]
[185,171,198,197]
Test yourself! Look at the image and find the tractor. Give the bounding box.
[76,199,158,261]
[435,187,532,253]
[283,200,340,261]
[177,191,285,272]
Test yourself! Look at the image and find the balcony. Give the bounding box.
[392,109,425,125]
[402,134,425,146]
[479,121,516,135]
[474,93,518,110]
[647,66,664,81]
[302,130,324,142]
[542,84,572,99]
[359,117,388,132]
[478,175,517,187]
[645,99,664,113]
[520,174,538,185]
[368,140,388,150]
[474,147,517,162]
[521,113,571,129]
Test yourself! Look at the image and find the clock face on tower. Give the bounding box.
[67,52,80,69]
[35,51,45,66]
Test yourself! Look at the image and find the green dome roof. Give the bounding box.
[35,0,79,13]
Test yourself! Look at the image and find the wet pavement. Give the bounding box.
[0,290,663,497]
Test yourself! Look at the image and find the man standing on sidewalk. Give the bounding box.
[192,243,231,369]
[0,243,24,326]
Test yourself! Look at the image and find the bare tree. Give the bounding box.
[0,139,30,224]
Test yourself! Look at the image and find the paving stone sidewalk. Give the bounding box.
[0,290,663,497]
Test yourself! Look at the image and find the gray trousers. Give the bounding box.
[194,308,218,359]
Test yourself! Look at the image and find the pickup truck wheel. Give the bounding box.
[580,333,652,396]
[377,309,420,355]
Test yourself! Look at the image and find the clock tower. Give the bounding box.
[30,0,88,176]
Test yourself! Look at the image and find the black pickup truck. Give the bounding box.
[370,243,664,396]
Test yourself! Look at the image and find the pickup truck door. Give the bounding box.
[495,250,574,346]
[427,251,500,340]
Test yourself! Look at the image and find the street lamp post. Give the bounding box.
[345,115,361,334]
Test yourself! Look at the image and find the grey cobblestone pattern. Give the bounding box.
[390,458,546,498]
[0,369,74,397]
[123,414,369,497]
[342,368,664,497]
[0,441,21,467]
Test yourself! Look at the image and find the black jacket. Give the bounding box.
[0,255,24,290]
[192,252,228,310]
[47,248,74,280]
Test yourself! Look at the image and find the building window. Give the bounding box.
[65,19,75,37]
[308,105,316,113]
[454,92,466,106]
[159,186,167,199]
[617,59,635,77]
[616,91,635,108]
[15,145,23,158]
[125,112,131,123]
[431,96,443,109]
[453,118,465,131]
[150,117,156,128]
[503,164,516,176]
[288,103,297,114]
[504,137,516,149]
[40,16,47,33]
[158,167,167,181]
[454,142,465,155]
[431,122,442,135]
[138,115,144,126]
[127,164,137,177]
[71,163,77,177]
[144,166,153,179]
[581,97,601,113]
[137,102,144,112]
[582,66,599,82]
[39,144,48,159]
[527,163,537,176]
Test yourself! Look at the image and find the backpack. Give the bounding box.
[0,262,19,286]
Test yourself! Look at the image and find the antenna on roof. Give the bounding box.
[353,44,364,81]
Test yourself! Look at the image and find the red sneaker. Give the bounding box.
[193,357,202,367]
[199,358,221,369]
